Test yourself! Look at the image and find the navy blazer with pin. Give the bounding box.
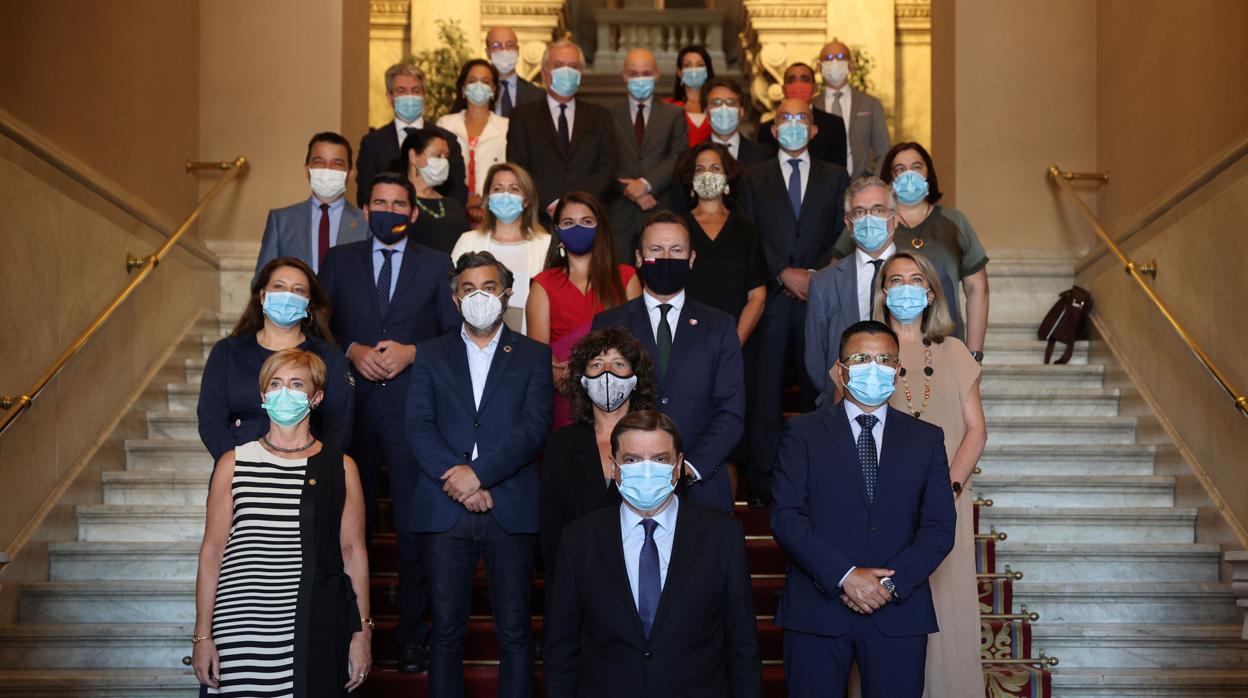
[591,296,745,512]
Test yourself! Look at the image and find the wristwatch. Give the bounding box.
[970,351,984,363]
[880,577,896,595]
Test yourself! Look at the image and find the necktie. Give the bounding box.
[856,414,880,503]
[403,126,416,146]
[656,303,673,376]
[638,518,660,636]
[557,104,570,151]
[831,91,844,118]
[376,249,395,316]
[500,82,513,117]
[317,203,330,268]
[787,158,803,215]
[634,103,646,147]
[867,258,884,318]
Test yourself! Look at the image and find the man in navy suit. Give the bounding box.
[592,211,745,512]
[405,251,553,698]
[318,172,460,673]
[771,320,956,697]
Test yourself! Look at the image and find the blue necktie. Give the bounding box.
[500,82,513,117]
[376,248,395,316]
[638,518,660,636]
[787,158,803,216]
[856,414,880,503]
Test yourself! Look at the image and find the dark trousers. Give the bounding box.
[419,512,536,698]
[783,622,927,698]
[748,299,816,496]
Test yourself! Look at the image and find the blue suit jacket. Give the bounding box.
[771,401,955,637]
[253,199,367,282]
[404,325,553,534]
[591,296,745,511]
[805,254,862,401]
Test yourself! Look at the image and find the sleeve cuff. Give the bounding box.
[838,566,856,588]
[641,178,653,194]
[683,460,703,482]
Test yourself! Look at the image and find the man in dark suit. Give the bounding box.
[506,39,618,220]
[485,26,544,117]
[703,77,774,167]
[544,410,761,698]
[757,63,848,169]
[592,212,744,512]
[740,97,850,507]
[405,251,553,698]
[318,172,461,673]
[609,48,689,262]
[771,320,956,697]
[355,61,468,207]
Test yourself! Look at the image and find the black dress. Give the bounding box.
[410,195,470,255]
[683,209,768,322]
[539,422,621,572]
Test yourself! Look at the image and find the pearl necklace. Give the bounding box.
[900,337,934,418]
[262,435,316,453]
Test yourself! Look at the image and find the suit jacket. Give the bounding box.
[355,121,469,207]
[734,136,776,167]
[805,254,864,400]
[757,109,848,169]
[404,325,553,534]
[539,421,622,571]
[509,76,545,112]
[253,199,367,281]
[770,402,956,637]
[506,97,618,212]
[544,500,762,698]
[815,87,891,178]
[591,297,744,511]
[435,110,510,195]
[608,99,689,260]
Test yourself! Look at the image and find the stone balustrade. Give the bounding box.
[592,8,726,72]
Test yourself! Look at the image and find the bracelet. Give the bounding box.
[192,635,212,645]
[360,617,375,631]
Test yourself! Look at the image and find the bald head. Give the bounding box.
[776,98,813,121]
[486,26,518,49]
[622,48,659,79]
[820,40,852,64]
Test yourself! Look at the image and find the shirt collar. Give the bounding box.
[643,288,685,313]
[460,323,504,351]
[372,234,409,254]
[845,398,889,426]
[711,131,741,149]
[778,148,811,168]
[855,242,895,267]
[394,116,424,131]
[628,95,652,113]
[547,94,575,113]
[620,493,680,534]
[310,194,346,212]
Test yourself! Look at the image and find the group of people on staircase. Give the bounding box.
[191,27,992,698]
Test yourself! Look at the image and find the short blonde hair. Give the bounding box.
[385,62,425,93]
[872,251,955,343]
[258,348,327,394]
[541,39,585,72]
[479,162,547,239]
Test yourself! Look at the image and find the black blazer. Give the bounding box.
[514,76,545,107]
[757,109,848,169]
[506,98,619,210]
[355,122,469,207]
[544,500,762,698]
[539,422,622,570]
[734,136,776,167]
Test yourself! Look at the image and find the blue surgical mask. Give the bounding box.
[261,387,312,427]
[886,284,930,324]
[892,170,930,205]
[464,82,494,106]
[488,192,524,224]
[627,76,656,101]
[681,66,708,89]
[777,122,809,152]
[369,210,411,245]
[709,106,739,136]
[550,66,581,98]
[617,460,676,511]
[852,215,891,253]
[843,362,897,407]
[261,291,309,328]
[394,94,424,123]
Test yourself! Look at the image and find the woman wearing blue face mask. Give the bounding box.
[664,45,716,147]
[437,59,509,226]
[393,128,469,255]
[197,257,355,468]
[872,251,987,698]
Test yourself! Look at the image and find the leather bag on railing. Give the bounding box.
[1037,286,1093,364]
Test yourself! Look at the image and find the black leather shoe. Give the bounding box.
[397,644,428,674]
[747,493,771,509]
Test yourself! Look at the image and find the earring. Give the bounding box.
[559,244,566,258]
[723,184,730,195]
[690,188,696,198]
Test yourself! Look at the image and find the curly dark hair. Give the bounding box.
[675,141,742,209]
[562,327,657,424]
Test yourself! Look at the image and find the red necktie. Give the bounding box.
[634,103,646,147]
[317,203,330,267]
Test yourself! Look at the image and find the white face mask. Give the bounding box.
[309,168,347,202]
[460,289,504,331]
[418,157,450,187]
[491,49,519,75]
[580,372,638,412]
[821,59,850,87]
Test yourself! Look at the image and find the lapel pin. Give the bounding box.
[688,318,698,326]
[503,345,513,353]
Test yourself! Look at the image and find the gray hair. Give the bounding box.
[450,251,514,292]
[385,62,425,93]
[843,175,898,213]
[541,39,586,72]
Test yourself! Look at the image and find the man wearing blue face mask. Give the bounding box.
[544,409,761,698]
[771,320,955,698]
[806,176,899,403]
[703,77,775,167]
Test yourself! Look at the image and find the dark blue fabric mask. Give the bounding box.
[369,210,411,245]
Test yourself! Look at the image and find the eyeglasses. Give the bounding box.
[848,205,895,220]
[892,163,924,176]
[708,98,740,108]
[487,41,519,51]
[822,51,850,61]
[841,353,900,367]
[776,112,811,123]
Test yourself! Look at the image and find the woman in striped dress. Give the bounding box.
[193,349,372,696]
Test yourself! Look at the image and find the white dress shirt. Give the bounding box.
[711,131,742,159]
[393,116,425,147]
[461,324,503,460]
[777,148,811,202]
[546,94,576,134]
[642,289,684,343]
[621,495,679,608]
[308,195,345,273]
[855,242,895,322]
[371,235,408,300]
[839,399,888,587]
[824,86,854,174]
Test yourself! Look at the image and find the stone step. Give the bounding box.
[984,319,1042,341]
[20,582,195,624]
[973,474,1174,508]
[994,543,1223,583]
[48,542,200,582]
[1050,668,1248,697]
[102,471,208,505]
[1031,624,1248,669]
[977,444,1155,476]
[145,411,198,440]
[0,669,198,697]
[1012,582,1238,624]
[183,358,204,384]
[984,416,1136,445]
[124,439,212,471]
[0,623,192,670]
[979,388,1119,417]
[980,363,1105,390]
[979,507,1196,544]
[76,505,204,542]
[163,383,198,411]
[981,338,1090,365]
[983,257,1075,324]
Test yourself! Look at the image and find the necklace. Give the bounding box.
[415,197,446,219]
[899,203,932,249]
[900,337,934,418]
[262,435,316,453]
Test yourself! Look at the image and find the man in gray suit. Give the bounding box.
[609,48,688,261]
[806,175,898,402]
[254,132,368,281]
[816,40,892,178]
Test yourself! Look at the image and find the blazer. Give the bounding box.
[539,421,622,571]
[435,110,510,195]
[804,254,864,400]
[757,108,848,169]
[734,136,776,167]
[544,500,762,698]
[355,121,469,207]
[317,239,460,412]
[506,97,619,211]
[815,86,891,178]
[253,199,367,281]
[591,297,745,511]
[403,325,553,534]
[608,99,689,259]
[770,402,956,638]
[503,75,545,113]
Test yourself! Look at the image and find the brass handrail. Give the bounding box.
[0,156,248,438]
[1048,165,1248,420]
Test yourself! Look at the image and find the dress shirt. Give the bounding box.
[496,74,518,115]
[371,235,408,301]
[642,289,685,343]
[711,131,742,159]
[855,242,896,322]
[546,94,576,135]
[308,195,346,273]
[823,86,854,174]
[461,324,503,460]
[393,116,425,147]
[621,495,680,608]
[776,148,811,202]
[839,399,888,587]
[627,95,653,127]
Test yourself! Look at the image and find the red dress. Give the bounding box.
[665,99,712,147]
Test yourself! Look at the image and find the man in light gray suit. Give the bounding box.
[609,48,689,261]
[806,176,898,402]
[253,132,369,282]
[815,40,892,178]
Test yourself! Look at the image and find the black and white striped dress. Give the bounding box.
[209,440,306,696]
